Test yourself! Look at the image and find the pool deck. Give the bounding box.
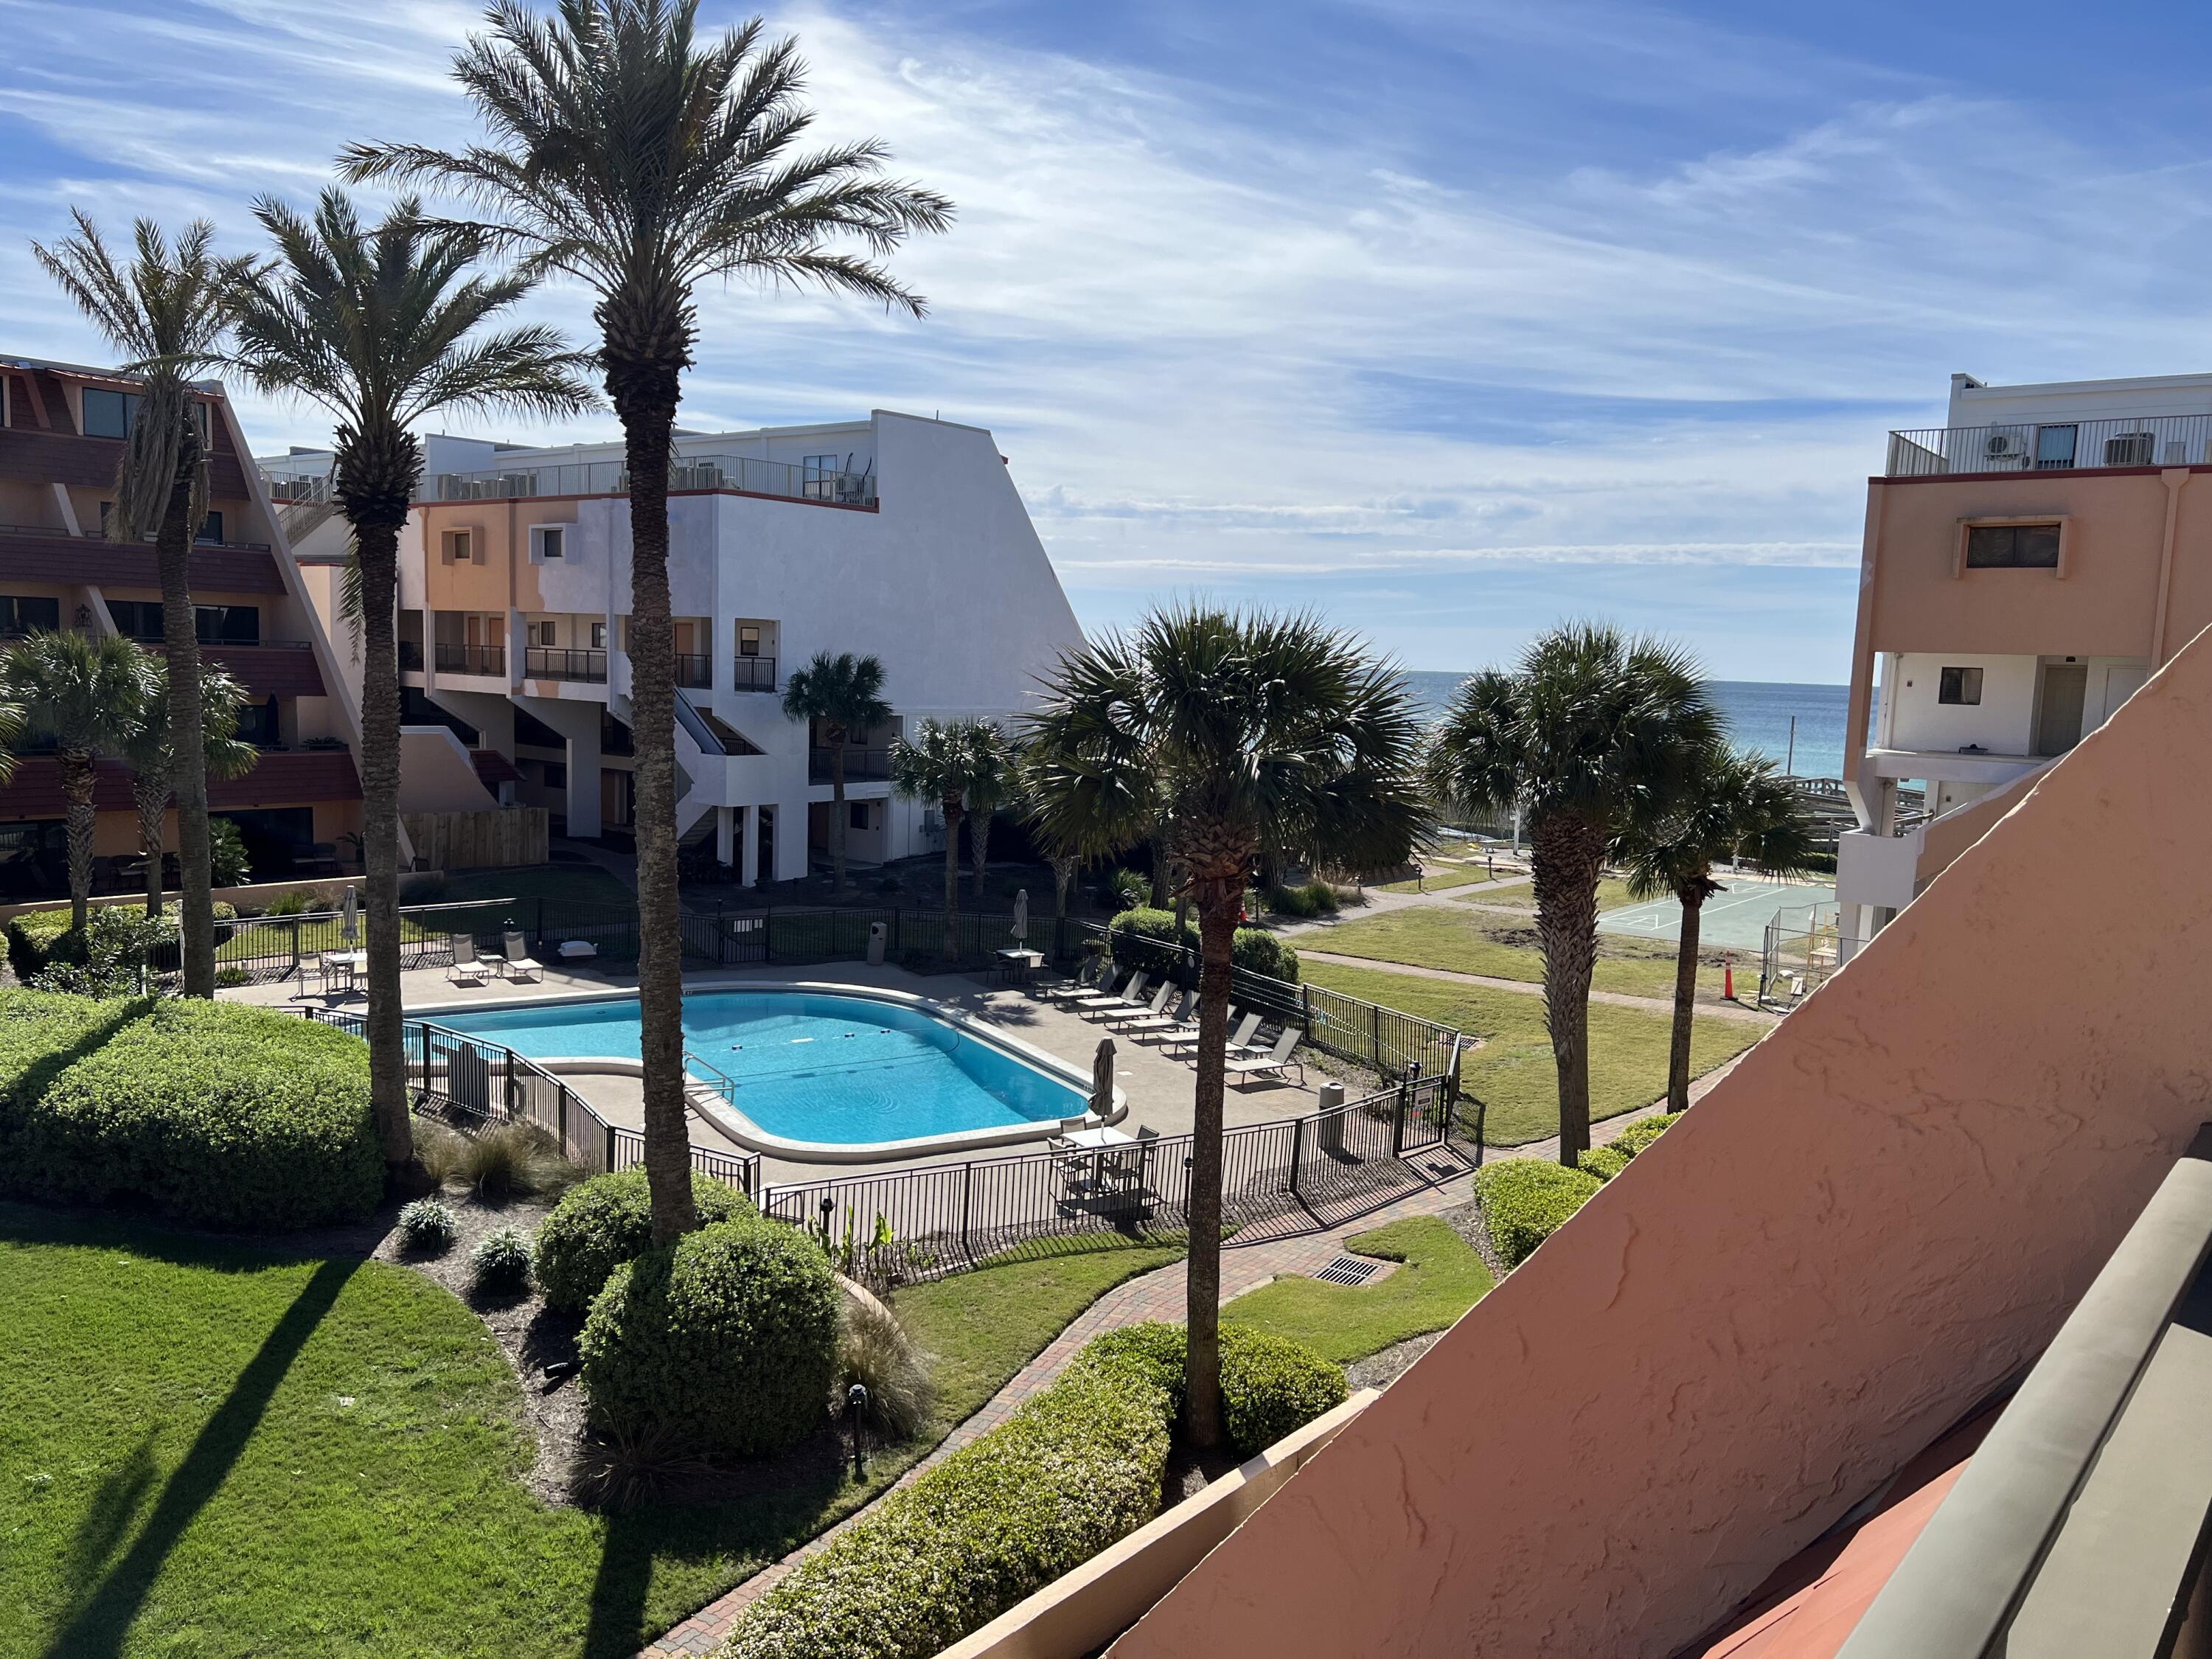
[224,958,1335,1187]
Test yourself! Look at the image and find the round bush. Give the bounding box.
[1068,1321,1347,1458]
[1475,1160,1602,1268]
[470,1225,534,1294]
[1107,906,1303,987]
[580,1215,840,1459]
[1578,1144,1631,1183]
[535,1169,754,1311]
[395,1197,459,1255]
[1612,1112,1681,1159]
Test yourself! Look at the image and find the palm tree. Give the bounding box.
[227,188,594,1182]
[1025,606,1425,1449]
[1015,742,1080,919]
[5,632,155,931]
[1615,747,1814,1116]
[343,0,952,1245]
[964,723,1014,902]
[891,719,995,961]
[780,652,889,894]
[1425,624,1719,1164]
[121,661,259,917]
[32,214,259,996]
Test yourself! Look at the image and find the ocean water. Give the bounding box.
[435,991,1085,1145]
[1403,672,1855,781]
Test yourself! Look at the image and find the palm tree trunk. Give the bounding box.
[970,809,991,901]
[613,361,699,1247]
[830,736,848,894]
[156,453,214,997]
[60,751,95,933]
[1667,883,1705,1116]
[940,797,964,960]
[135,780,166,919]
[1183,893,1238,1450]
[1052,855,1074,918]
[1150,835,1169,908]
[1531,811,1604,1165]
[354,518,415,1176]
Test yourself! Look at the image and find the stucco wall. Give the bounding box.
[1111,621,2212,1659]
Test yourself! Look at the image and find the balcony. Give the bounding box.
[435,642,506,677]
[423,451,877,509]
[1886,414,2212,477]
[810,745,892,785]
[0,525,284,594]
[674,652,711,689]
[730,654,777,692]
[523,645,607,684]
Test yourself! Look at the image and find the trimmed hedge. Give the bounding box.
[0,992,379,1229]
[535,1168,754,1311]
[580,1215,840,1459]
[1106,906,1301,986]
[6,900,239,981]
[1578,1144,1631,1183]
[1474,1160,1603,1267]
[1070,1321,1347,1458]
[1612,1111,1681,1159]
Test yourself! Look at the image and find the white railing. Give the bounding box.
[425,452,876,507]
[1887,414,2212,477]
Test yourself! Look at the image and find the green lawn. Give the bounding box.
[0,1204,1179,1659]
[1298,905,1724,1002]
[1457,874,1646,913]
[1375,865,1489,895]
[1300,959,1762,1146]
[1222,1217,1492,1363]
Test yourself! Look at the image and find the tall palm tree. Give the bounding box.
[891,718,995,961]
[1015,742,1079,918]
[1026,606,1425,1449]
[5,632,155,931]
[121,661,259,917]
[32,214,259,995]
[964,723,1013,901]
[343,0,952,1245]
[228,189,594,1182]
[1615,747,1814,1115]
[780,651,888,894]
[1425,624,1719,1164]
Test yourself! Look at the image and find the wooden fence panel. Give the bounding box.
[402,808,549,871]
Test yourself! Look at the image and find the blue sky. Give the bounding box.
[7,1,2212,681]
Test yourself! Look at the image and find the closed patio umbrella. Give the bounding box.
[1012,887,1029,945]
[340,883,359,945]
[1091,1036,1115,1118]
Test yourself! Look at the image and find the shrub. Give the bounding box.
[1107,906,1302,987]
[28,909,169,997]
[453,1120,578,1201]
[208,817,251,887]
[1230,928,1300,984]
[396,1197,459,1255]
[1070,1321,1346,1459]
[260,889,313,917]
[1612,1112,1681,1159]
[470,1225,534,1294]
[7,900,240,984]
[835,1294,934,1441]
[724,1337,1172,1659]
[1578,1145,1631,1183]
[1262,879,1340,919]
[580,1215,841,1459]
[535,1168,754,1312]
[1475,1160,1603,1268]
[0,992,378,1229]
[1106,867,1150,913]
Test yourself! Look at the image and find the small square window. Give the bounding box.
[589,622,606,650]
[737,625,761,656]
[849,801,869,830]
[1966,523,2061,568]
[1938,667,1984,706]
[441,529,475,564]
[537,621,557,647]
[82,387,137,439]
[542,761,567,789]
[531,524,564,562]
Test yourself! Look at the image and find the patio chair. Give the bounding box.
[1166,1007,1259,1060]
[1227,1028,1307,1089]
[1037,956,1109,1004]
[1048,1134,1095,1199]
[1078,970,1148,1019]
[1122,990,1192,1041]
[447,934,490,987]
[1102,980,1175,1030]
[1050,962,1127,1010]
[501,930,544,983]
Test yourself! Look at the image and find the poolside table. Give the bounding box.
[995,947,1046,987]
[319,950,365,999]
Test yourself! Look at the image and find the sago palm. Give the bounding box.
[781,651,889,894]
[1425,624,1719,1164]
[1615,747,1813,1115]
[120,661,259,918]
[5,632,155,930]
[32,213,259,995]
[1025,605,1425,1448]
[227,187,593,1180]
[891,719,998,961]
[344,0,952,1242]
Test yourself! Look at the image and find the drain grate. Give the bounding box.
[1314,1255,1383,1287]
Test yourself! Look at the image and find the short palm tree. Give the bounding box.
[891,719,997,961]
[1025,606,1425,1449]
[1615,747,1814,1115]
[5,633,155,931]
[963,723,1014,901]
[343,0,952,1245]
[780,652,889,894]
[1425,624,1719,1164]
[32,213,259,995]
[120,661,259,918]
[228,188,593,1180]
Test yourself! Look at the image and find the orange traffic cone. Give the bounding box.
[1723,953,1735,1001]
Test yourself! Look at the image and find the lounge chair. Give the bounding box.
[1102,980,1175,1030]
[1227,1028,1306,1088]
[1122,990,1192,1041]
[1166,1007,1259,1060]
[1079,970,1149,1019]
[1035,955,1104,1001]
[1051,964,1128,1011]
[447,934,490,987]
[501,930,544,983]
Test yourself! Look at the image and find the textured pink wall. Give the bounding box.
[1110,623,2212,1659]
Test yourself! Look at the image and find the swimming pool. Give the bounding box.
[431,987,1097,1155]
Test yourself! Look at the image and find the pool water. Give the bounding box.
[434,991,1087,1146]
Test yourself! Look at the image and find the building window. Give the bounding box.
[82,387,139,439]
[530,524,564,562]
[589,621,605,650]
[1965,523,2061,569]
[197,512,223,546]
[536,620,557,647]
[0,595,60,637]
[802,454,841,500]
[849,801,869,831]
[737,624,760,656]
[108,602,260,644]
[440,528,475,563]
[1938,667,1984,706]
[2033,425,2077,470]
[542,761,567,789]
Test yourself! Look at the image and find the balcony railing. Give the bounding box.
[0,521,271,553]
[524,645,608,683]
[263,473,333,505]
[731,654,777,692]
[1887,414,2212,477]
[435,642,506,676]
[810,745,892,785]
[674,652,712,688]
[425,452,876,508]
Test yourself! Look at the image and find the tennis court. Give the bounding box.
[1598,878,1837,951]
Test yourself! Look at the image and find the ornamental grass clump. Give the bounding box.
[395,1197,459,1255]
[454,1120,577,1201]
[535,1168,754,1312]
[470,1225,534,1295]
[834,1295,934,1441]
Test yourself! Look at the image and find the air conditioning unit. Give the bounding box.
[1983,430,2031,462]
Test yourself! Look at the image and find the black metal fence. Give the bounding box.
[206,896,643,985]
[677,904,1085,971]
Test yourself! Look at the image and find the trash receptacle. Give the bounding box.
[1317,1079,1346,1154]
[867,921,887,966]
